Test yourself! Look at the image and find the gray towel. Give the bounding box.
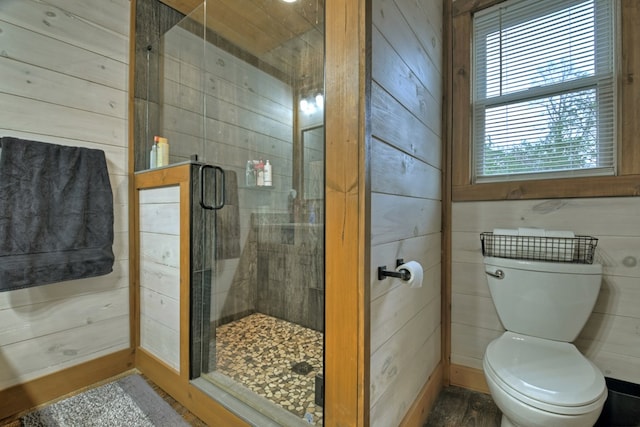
[0,137,114,291]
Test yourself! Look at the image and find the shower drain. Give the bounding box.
[291,361,314,375]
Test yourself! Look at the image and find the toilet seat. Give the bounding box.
[484,332,607,416]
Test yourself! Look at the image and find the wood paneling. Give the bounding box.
[134,165,191,380]
[139,186,182,371]
[399,362,444,427]
[158,0,324,80]
[370,0,443,425]
[450,197,640,390]
[449,364,490,394]
[0,0,131,413]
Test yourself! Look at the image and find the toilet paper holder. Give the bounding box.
[378,258,411,281]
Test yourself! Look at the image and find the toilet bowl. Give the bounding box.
[484,332,607,427]
[482,256,607,427]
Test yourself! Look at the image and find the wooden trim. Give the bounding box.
[179,179,191,381]
[137,349,249,427]
[324,0,370,425]
[453,174,640,201]
[451,13,471,188]
[128,0,138,352]
[449,364,490,394]
[620,0,640,175]
[0,349,134,419]
[452,0,504,17]
[399,362,444,427]
[133,163,191,375]
[450,0,640,202]
[134,164,192,189]
[442,0,454,388]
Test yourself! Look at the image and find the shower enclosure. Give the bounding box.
[134,1,325,424]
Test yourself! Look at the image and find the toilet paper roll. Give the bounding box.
[395,261,423,288]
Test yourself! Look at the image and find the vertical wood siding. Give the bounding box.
[451,197,640,384]
[369,0,443,425]
[0,0,130,390]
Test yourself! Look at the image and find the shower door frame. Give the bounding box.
[129,0,370,425]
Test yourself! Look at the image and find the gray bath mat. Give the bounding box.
[20,374,190,426]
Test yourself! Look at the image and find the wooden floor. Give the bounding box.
[424,386,502,427]
[1,377,502,427]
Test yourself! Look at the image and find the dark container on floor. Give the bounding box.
[595,377,640,427]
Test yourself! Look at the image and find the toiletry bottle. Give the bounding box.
[245,160,254,187]
[157,137,169,167]
[150,137,158,169]
[256,159,265,186]
[264,160,272,186]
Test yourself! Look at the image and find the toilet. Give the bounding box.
[483,256,607,427]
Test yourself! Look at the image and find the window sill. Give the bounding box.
[452,174,640,201]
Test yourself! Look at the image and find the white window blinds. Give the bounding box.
[472,0,616,182]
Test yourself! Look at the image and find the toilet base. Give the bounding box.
[501,414,518,427]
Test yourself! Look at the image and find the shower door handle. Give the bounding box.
[199,164,225,210]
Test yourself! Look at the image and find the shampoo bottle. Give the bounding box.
[157,137,169,167]
[263,160,272,186]
[256,159,265,186]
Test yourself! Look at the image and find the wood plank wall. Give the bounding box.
[138,186,182,371]
[369,0,444,425]
[0,0,131,398]
[451,198,640,388]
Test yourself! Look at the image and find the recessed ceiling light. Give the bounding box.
[281,0,297,3]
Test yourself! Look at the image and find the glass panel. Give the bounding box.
[142,1,326,425]
[136,4,207,171]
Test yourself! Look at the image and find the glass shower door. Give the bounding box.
[189,1,326,425]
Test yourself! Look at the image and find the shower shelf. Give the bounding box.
[480,232,598,264]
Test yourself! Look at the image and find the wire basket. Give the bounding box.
[480,232,598,264]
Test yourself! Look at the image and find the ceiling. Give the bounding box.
[159,0,324,85]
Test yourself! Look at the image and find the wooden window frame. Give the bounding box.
[450,0,640,202]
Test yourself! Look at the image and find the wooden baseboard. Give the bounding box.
[449,364,489,394]
[0,348,135,420]
[136,347,249,427]
[399,361,444,427]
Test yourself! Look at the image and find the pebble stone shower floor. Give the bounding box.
[212,313,324,425]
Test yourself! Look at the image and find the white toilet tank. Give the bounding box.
[484,256,602,342]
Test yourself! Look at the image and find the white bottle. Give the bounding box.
[150,140,157,169]
[263,160,272,186]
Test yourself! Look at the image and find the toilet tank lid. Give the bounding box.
[484,256,602,274]
[485,332,606,407]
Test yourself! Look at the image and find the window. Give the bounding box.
[472,0,616,183]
